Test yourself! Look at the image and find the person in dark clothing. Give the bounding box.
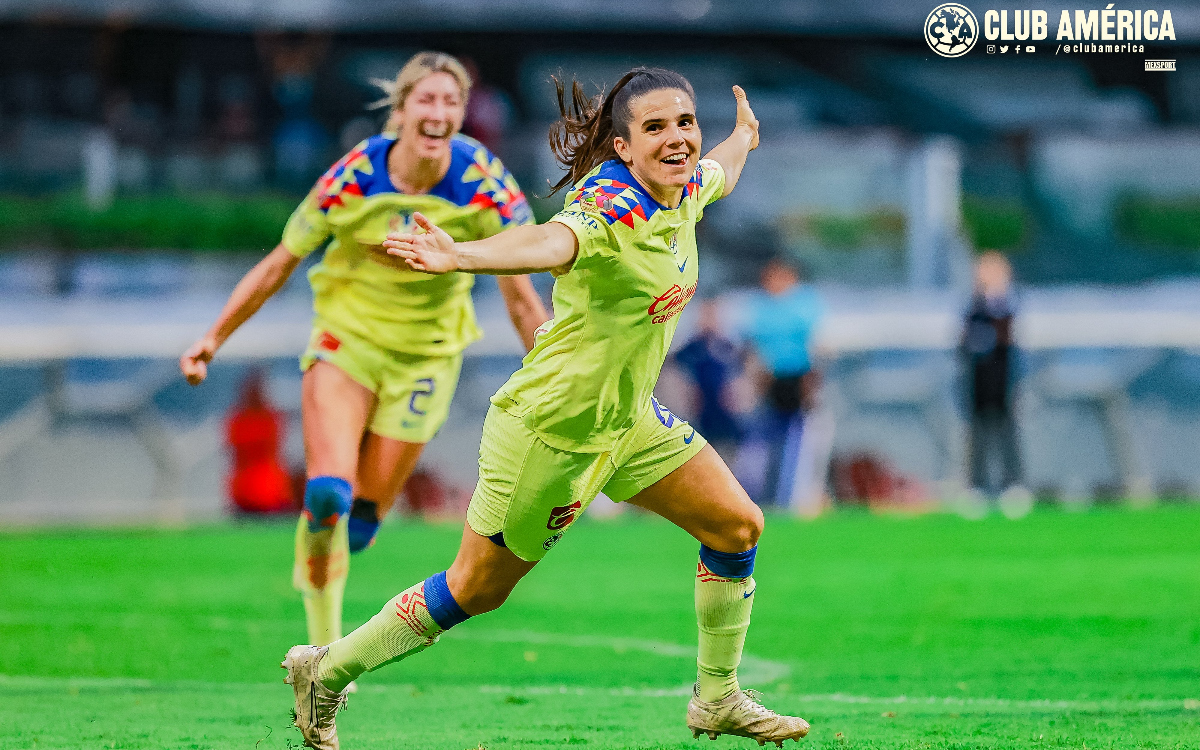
[675,299,743,458]
[961,251,1022,495]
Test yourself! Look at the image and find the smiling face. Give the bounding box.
[612,88,701,206]
[394,71,466,160]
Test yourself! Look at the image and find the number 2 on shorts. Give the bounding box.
[408,377,435,416]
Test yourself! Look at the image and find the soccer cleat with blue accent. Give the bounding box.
[686,685,809,747]
[282,645,348,750]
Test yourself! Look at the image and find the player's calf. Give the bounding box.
[296,477,354,647]
[316,570,471,692]
[347,498,381,553]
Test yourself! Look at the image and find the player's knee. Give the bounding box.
[303,476,353,533]
[743,505,765,548]
[347,498,381,553]
[725,505,763,552]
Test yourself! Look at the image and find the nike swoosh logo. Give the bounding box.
[678,259,688,272]
[743,587,756,598]
[683,429,696,444]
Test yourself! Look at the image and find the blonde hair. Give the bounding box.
[369,51,472,113]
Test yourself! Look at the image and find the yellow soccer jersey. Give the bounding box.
[492,158,726,453]
[282,133,534,356]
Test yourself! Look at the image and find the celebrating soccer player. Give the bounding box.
[179,52,548,667]
[281,67,810,748]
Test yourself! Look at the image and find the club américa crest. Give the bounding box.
[926,3,979,57]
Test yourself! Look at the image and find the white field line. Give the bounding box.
[441,628,790,686]
[0,611,788,685]
[1,613,1195,711]
[474,685,1195,710]
[0,674,1192,713]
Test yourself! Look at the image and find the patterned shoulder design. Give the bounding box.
[564,161,656,229]
[684,162,706,201]
[429,135,533,226]
[313,135,395,214]
[564,160,708,228]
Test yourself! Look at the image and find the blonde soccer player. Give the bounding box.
[180,52,548,659]
[281,67,809,748]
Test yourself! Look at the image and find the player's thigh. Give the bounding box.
[370,352,463,445]
[356,434,424,514]
[614,400,762,553]
[301,360,376,480]
[467,406,613,562]
[626,445,762,553]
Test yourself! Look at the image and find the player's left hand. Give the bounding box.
[179,335,217,386]
[732,85,759,151]
[383,212,458,274]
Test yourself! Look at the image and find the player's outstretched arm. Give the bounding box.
[703,85,759,198]
[384,213,578,276]
[179,243,301,385]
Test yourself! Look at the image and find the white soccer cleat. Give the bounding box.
[687,686,809,747]
[282,645,348,750]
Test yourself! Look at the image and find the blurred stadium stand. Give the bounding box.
[2,2,1200,520]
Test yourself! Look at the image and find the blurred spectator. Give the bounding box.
[225,370,294,514]
[741,257,824,506]
[459,57,513,153]
[674,298,743,459]
[103,88,161,148]
[961,251,1023,496]
[216,73,258,143]
[258,33,330,189]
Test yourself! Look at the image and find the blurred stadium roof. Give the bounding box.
[4,0,1200,36]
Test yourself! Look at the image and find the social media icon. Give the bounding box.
[1026,45,1035,52]
[988,44,996,53]
[1000,45,1009,53]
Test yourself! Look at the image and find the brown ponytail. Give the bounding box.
[547,67,695,195]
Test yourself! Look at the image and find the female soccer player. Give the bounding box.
[180,52,548,657]
[282,68,810,748]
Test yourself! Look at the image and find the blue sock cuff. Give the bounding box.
[422,570,471,630]
[303,476,353,532]
[699,544,757,579]
[347,516,381,553]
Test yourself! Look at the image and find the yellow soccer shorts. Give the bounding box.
[466,396,707,561]
[300,320,462,444]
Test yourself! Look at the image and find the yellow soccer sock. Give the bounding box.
[293,515,350,647]
[318,578,445,692]
[695,558,756,703]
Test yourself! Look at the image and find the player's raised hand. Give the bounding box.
[384,212,459,274]
[180,335,217,386]
[731,85,759,151]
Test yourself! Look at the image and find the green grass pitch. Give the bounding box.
[2,506,1199,749]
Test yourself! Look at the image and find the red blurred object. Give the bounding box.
[830,451,932,510]
[226,370,295,514]
[401,468,446,515]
